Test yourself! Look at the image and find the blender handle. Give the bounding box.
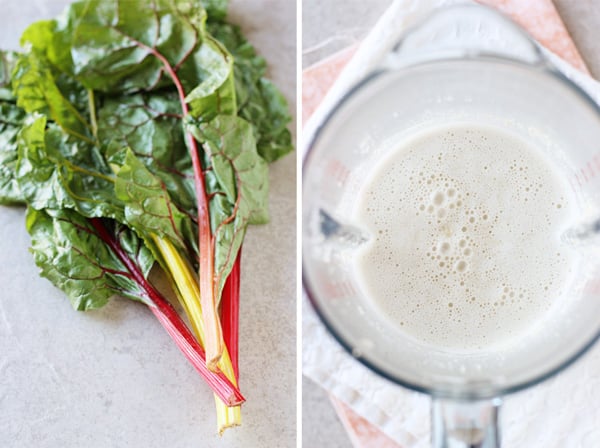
[382,4,546,70]
[432,397,502,448]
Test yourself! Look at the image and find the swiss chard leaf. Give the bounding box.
[19,2,88,76]
[0,103,27,205]
[0,51,18,101]
[188,114,269,300]
[26,207,155,310]
[207,22,292,162]
[70,0,206,93]
[97,92,196,216]
[0,52,27,206]
[17,112,195,265]
[184,34,237,119]
[23,0,235,113]
[12,51,93,142]
[200,0,228,21]
[16,115,122,220]
[0,51,40,204]
[110,147,197,257]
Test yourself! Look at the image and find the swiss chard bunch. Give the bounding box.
[0,0,292,434]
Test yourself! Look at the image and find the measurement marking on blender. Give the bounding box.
[325,159,350,186]
[584,278,600,295]
[569,178,579,192]
[568,153,600,191]
[586,161,595,179]
[321,277,357,300]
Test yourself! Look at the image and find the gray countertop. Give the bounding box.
[0,1,296,447]
[302,1,600,447]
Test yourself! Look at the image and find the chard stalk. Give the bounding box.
[221,252,241,379]
[88,218,244,406]
[152,236,241,433]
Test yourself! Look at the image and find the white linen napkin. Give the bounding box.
[303,1,600,446]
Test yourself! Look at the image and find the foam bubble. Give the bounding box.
[455,260,468,273]
[432,191,445,205]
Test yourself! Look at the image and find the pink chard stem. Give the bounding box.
[221,251,242,380]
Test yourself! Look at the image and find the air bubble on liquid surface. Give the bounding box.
[432,191,445,206]
[455,260,467,273]
[439,242,451,254]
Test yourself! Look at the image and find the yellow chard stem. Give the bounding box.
[151,235,241,433]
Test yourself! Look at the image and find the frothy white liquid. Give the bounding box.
[354,124,576,351]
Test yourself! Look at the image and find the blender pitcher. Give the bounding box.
[302,4,600,448]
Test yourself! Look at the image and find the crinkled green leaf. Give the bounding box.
[110,147,196,256]
[26,0,233,105]
[208,21,292,162]
[19,0,90,75]
[97,92,196,216]
[245,78,293,162]
[16,114,122,219]
[27,207,155,310]
[12,51,92,142]
[71,0,206,93]
[0,51,18,101]
[0,103,27,205]
[0,52,29,204]
[201,0,228,21]
[188,114,269,300]
[185,35,236,120]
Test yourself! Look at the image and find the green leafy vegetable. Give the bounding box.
[0,51,27,204]
[208,21,293,162]
[27,207,154,310]
[201,0,229,21]
[12,51,92,142]
[0,103,26,204]
[110,147,197,257]
[0,51,18,100]
[0,0,292,434]
[16,115,122,219]
[97,92,196,215]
